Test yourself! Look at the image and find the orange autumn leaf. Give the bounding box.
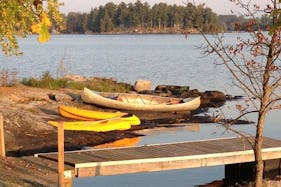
[31,12,52,43]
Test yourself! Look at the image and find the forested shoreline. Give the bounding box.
[62,1,271,34]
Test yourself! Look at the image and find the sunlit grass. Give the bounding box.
[21,71,132,92]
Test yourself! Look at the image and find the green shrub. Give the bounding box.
[21,71,68,89]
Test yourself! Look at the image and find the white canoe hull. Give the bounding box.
[81,88,201,112]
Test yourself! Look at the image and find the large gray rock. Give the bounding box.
[202,91,226,102]
[65,74,87,82]
[134,80,152,92]
[200,91,226,107]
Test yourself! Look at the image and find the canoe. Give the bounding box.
[58,106,140,125]
[81,87,201,112]
[47,118,132,132]
[58,105,127,120]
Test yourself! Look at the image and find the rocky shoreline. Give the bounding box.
[0,80,257,186]
[0,80,247,156]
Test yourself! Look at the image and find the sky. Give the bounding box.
[59,0,270,15]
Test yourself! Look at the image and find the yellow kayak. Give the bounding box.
[59,108,94,121]
[58,105,141,125]
[58,105,126,120]
[47,118,131,132]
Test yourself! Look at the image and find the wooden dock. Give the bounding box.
[35,136,281,179]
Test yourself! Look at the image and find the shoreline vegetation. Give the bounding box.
[0,72,277,186]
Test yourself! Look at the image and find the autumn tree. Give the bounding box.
[0,0,64,56]
[198,0,281,186]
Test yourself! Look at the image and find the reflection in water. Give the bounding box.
[184,123,201,132]
[94,124,201,149]
[94,137,141,149]
[136,123,201,135]
[91,123,200,150]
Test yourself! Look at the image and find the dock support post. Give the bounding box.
[58,121,64,186]
[225,159,281,185]
[58,122,73,187]
[225,162,255,185]
[0,112,6,158]
[58,122,65,187]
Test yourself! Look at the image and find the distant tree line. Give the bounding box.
[64,1,222,33]
[63,1,271,34]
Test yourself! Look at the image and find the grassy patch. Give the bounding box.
[21,71,68,89]
[21,71,133,92]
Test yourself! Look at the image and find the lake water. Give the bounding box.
[1,34,280,186]
[0,34,231,92]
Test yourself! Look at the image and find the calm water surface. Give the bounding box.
[0,34,229,92]
[1,34,280,186]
